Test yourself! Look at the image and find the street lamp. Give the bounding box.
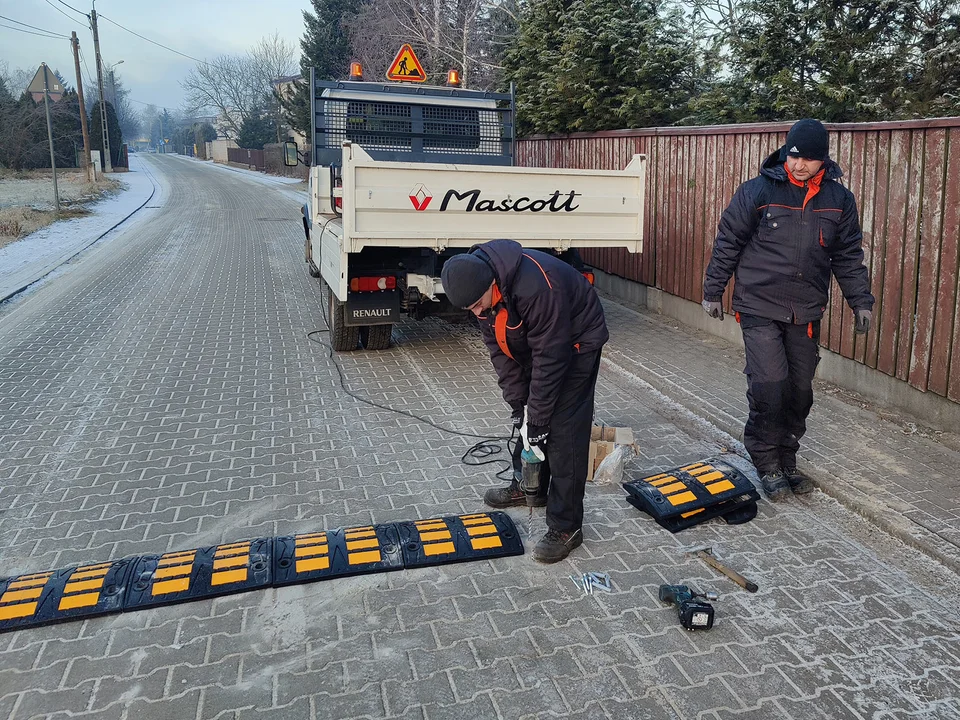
[105,60,123,107]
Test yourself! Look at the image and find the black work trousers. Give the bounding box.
[740,314,820,474]
[510,348,603,532]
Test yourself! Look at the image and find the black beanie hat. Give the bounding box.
[441,253,495,308]
[785,118,829,161]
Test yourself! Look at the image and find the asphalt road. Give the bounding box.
[0,154,957,720]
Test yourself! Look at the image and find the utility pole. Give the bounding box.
[90,2,112,172]
[41,64,61,216]
[71,32,93,181]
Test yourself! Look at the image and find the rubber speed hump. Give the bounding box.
[0,511,523,633]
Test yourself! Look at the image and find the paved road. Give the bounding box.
[0,155,957,719]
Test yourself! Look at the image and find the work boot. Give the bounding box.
[532,528,583,563]
[759,470,790,502]
[782,467,814,494]
[483,482,547,509]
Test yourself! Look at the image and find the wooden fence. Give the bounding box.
[517,119,960,403]
[227,146,266,170]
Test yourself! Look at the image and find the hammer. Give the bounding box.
[687,546,758,593]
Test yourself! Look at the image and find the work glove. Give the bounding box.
[524,424,549,461]
[510,404,524,431]
[854,308,872,335]
[702,299,724,320]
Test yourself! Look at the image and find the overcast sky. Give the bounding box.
[1,0,312,110]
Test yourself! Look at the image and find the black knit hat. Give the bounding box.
[441,253,495,308]
[785,119,829,161]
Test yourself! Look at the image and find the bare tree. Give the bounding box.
[181,34,296,140]
[0,61,36,99]
[349,0,515,88]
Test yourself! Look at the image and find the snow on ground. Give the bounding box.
[174,154,305,185]
[172,154,308,206]
[0,169,109,210]
[0,155,159,303]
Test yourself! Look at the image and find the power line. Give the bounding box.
[78,45,97,87]
[54,0,89,18]
[43,0,85,25]
[0,20,68,39]
[0,13,68,36]
[98,13,210,66]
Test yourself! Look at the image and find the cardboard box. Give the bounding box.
[587,425,635,481]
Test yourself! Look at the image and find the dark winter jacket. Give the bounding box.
[703,149,875,323]
[470,239,608,426]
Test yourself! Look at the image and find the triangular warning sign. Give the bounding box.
[386,44,426,83]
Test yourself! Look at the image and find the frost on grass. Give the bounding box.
[0,168,119,249]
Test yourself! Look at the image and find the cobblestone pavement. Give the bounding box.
[598,300,960,574]
[0,155,957,720]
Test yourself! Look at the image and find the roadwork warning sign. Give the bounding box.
[386,44,426,82]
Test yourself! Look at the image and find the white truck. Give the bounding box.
[289,71,645,351]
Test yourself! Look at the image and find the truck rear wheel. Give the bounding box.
[327,285,359,351]
[360,324,393,350]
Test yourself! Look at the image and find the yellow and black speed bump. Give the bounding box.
[397,512,523,568]
[0,512,524,634]
[0,559,134,632]
[623,457,760,533]
[124,538,272,610]
[273,523,402,586]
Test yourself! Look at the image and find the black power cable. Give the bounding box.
[306,282,517,482]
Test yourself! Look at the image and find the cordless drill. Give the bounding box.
[658,584,718,630]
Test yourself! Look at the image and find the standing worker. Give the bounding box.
[702,119,874,501]
[441,239,607,563]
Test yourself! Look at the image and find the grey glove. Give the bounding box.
[854,308,872,335]
[702,299,724,320]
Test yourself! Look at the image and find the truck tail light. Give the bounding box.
[582,271,595,285]
[350,276,397,292]
[334,197,342,210]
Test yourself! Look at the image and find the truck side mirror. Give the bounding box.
[284,141,299,167]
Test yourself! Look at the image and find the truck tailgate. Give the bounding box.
[338,144,644,254]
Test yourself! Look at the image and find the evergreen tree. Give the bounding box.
[731,0,914,121]
[281,0,361,137]
[50,89,85,168]
[504,0,689,135]
[0,93,47,170]
[90,101,123,167]
[237,106,276,149]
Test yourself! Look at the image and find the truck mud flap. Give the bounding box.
[623,458,760,533]
[345,290,400,326]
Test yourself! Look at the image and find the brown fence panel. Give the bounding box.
[517,118,960,401]
[227,147,265,170]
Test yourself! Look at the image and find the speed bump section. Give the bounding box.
[0,559,133,632]
[623,457,759,532]
[397,511,523,568]
[124,538,272,610]
[273,523,402,586]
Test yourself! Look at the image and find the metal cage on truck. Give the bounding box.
[310,71,515,168]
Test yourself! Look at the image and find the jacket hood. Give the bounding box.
[472,239,524,294]
[760,147,844,182]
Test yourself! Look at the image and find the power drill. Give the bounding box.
[658,584,718,630]
[519,410,545,515]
